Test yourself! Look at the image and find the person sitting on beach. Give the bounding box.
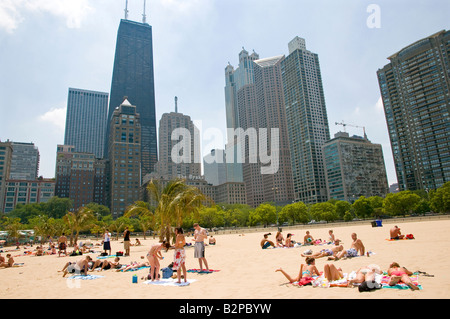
[302,244,344,259]
[0,254,14,268]
[303,231,315,245]
[348,264,382,292]
[334,233,365,259]
[390,226,405,240]
[261,233,275,249]
[135,238,142,246]
[387,262,419,290]
[275,257,320,285]
[209,236,216,245]
[36,245,44,256]
[275,231,284,247]
[60,255,92,277]
[285,233,295,247]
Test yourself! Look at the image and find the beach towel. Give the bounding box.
[97,254,118,259]
[187,269,220,274]
[143,278,196,286]
[68,274,104,280]
[380,274,422,290]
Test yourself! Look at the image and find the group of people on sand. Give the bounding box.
[275,226,420,291]
[261,229,341,249]
[145,223,210,284]
[58,223,212,286]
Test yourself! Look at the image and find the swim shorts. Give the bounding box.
[194,242,205,258]
[346,248,358,257]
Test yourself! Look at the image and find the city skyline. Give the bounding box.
[1,0,449,187]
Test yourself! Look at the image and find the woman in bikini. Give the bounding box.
[147,241,170,281]
[173,228,187,284]
[387,262,419,290]
[275,231,284,247]
[275,257,319,285]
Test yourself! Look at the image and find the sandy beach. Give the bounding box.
[1,217,449,300]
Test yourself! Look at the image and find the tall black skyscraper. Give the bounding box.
[106,17,158,179]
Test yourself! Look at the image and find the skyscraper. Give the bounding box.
[107,99,142,217]
[281,36,330,204]
[106,17,158,179]
[233,53,295,207]
[9,142,39,180]
[152,103,201,180]
[323,132,389,202]
[65,88,109,158]
[377,30,450,191]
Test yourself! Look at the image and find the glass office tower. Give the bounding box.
[377,30,450,191]
[65,88,109,159]
[106,19,158,179]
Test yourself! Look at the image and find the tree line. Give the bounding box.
[1,180,449,246]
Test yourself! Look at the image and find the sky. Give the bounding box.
[0,0,449,186]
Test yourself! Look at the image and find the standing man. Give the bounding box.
[58,233,68,257]
[193,223,209,271]
[123,226,131,256]
[103,229,112,256]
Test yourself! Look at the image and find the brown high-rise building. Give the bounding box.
[107,99,142,218]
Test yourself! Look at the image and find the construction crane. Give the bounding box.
[335,121,367,139]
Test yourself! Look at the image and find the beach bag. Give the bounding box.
[116,251,123,256]
[406,234,414,239]
[161,267,173,279]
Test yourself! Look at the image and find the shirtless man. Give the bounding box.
[58,233,68,257]
[335,233,365,259]
[60,255,92,277]
[348,264,382,291]
[261,233,275,249]
[193,223,209,271]
[0,254,14,268]
[147,241,170,281]
[390,226,405,240]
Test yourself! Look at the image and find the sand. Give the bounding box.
[1,217,449,300]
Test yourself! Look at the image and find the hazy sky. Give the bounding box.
[0,0,449,186]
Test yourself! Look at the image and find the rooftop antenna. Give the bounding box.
[124,0,129,20]
[175,96,178,113]
[142,0,147,23]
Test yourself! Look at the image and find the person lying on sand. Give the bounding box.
[301,244,344,259]
[348,264,382,291]
[387,262,419,290]
[333,233,365,260]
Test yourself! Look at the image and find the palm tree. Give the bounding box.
[63,206,95,246]
[147,178,209,243]
[125,201,156,239]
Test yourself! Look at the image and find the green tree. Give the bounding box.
[335,201,351,219]
[430,182,450,213]
[309,202,338,222]
[383,191,421,216]
[251,203,276,227]
[279,202,308,224]
[352,196,374,218]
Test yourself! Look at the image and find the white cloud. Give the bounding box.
[38,107,67,132]
[0,0,24,33]
[0,0,94,33]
